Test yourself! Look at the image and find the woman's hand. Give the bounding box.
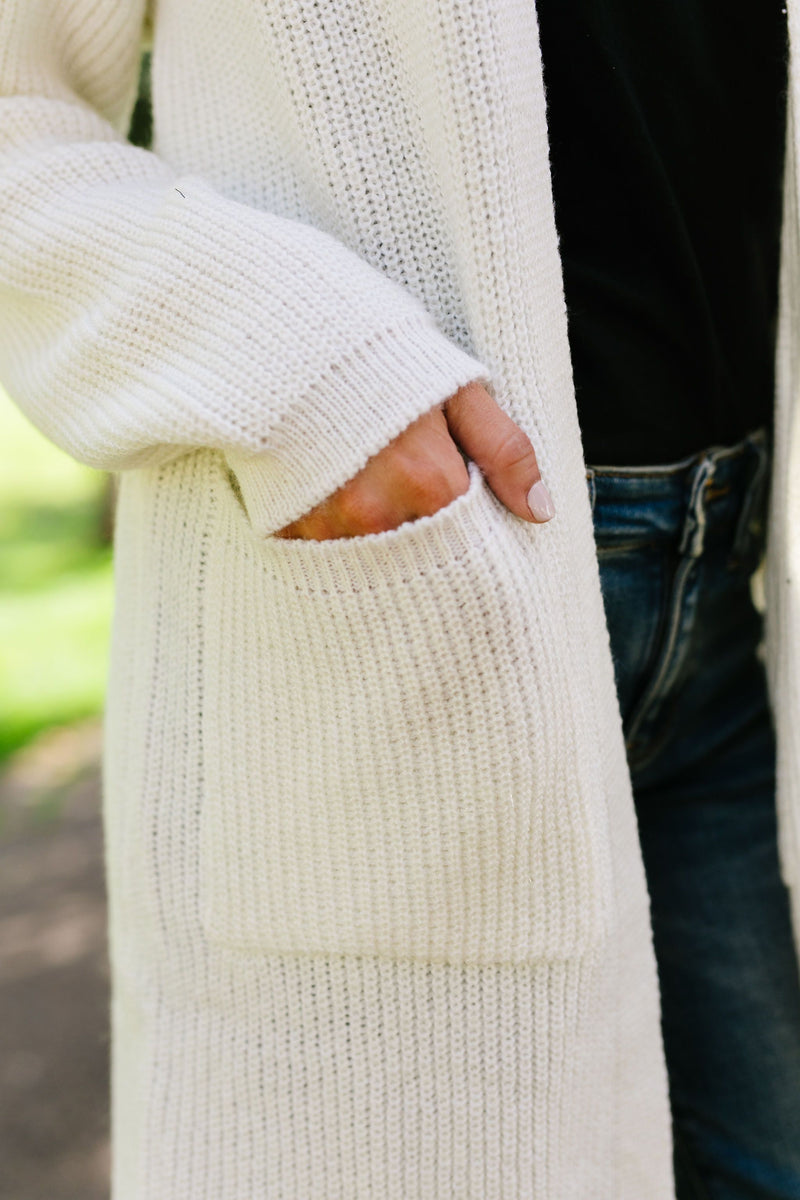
[275,381,555,539]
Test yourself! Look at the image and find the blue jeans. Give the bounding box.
[588,428,800,1200]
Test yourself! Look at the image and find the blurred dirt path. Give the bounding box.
[0,720,110,1200]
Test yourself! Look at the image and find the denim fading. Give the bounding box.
[588,427,800,1200]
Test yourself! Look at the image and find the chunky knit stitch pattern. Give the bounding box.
[3,0,798,1196]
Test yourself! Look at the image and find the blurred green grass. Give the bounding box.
[0,392,113,762]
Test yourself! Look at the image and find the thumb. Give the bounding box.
[444,382,555,523]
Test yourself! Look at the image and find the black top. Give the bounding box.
[535,1,789,465]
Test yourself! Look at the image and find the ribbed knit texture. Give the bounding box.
[15,0,796,1194]
[203,457,613,965]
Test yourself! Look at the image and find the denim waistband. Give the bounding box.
[585,427,771,565]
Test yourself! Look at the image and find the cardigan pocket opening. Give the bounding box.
[198,452,614,965]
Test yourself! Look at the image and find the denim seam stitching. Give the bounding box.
[623,461,714,758]
[624,550,699,762]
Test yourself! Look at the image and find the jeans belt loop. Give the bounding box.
[731,431,770,563]
[585,466,596,515]
[678,455,715,559]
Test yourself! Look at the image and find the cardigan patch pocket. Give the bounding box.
[198,452,614,965]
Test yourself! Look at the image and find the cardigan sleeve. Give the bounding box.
[0,0,487,535]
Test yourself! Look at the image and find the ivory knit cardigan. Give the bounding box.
[2,1,799,1196]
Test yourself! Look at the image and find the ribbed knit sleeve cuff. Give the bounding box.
[224,318,488,537]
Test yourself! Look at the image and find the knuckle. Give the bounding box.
[488,426,537,475]
[421,481,459,515]
[389,455,431,501]
[414,468,467,515]
[335,485,386,534]
[336,437,469,531]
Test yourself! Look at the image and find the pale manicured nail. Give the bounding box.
[527,479,555,522]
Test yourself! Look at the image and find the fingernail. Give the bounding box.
[527,479,556,522]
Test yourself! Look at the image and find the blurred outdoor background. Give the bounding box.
[0,398,113,1200]
[0,53,153,1200]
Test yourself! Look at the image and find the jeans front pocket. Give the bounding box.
[199,453,613,965]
